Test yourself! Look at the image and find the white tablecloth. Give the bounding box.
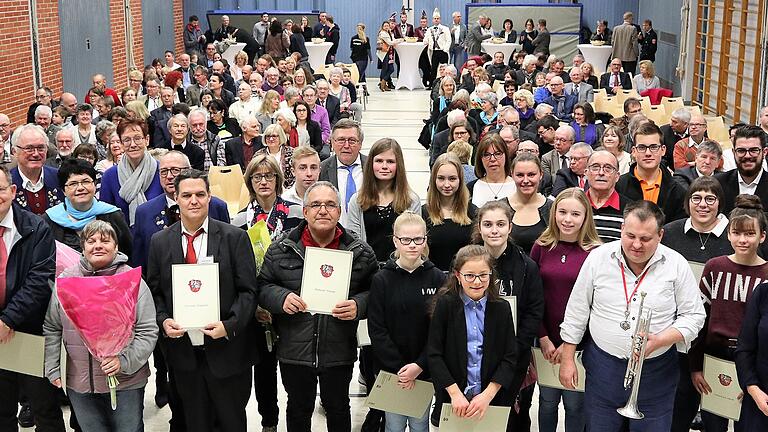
[481,42,521,64]
[577,44,613,75]
[394,42,426,91]
[305,42,334,71]
[221,43,246,66]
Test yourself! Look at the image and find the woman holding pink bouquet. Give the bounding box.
[43,220,158,431]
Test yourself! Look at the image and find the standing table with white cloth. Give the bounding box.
[481,42,522,64]
[394,42,427,91]
[577,44,613,75]
[221,43,246,66]
[305,41,334,71]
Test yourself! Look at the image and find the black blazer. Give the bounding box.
[672,166,699,189]
[305,119,324,153]
[660,124,688,168]
[319,95,341,126]
[599,71,632,93]
[147,219,259,378]
[551,167,588,197]
[616,163,688,223]
[428,292,518,412]
[224,135,264,172]
[715,169,768,217]
[172,141,206,171]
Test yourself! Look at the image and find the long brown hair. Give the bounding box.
[729,194,767,234]
[425,153,472,226]
[357,138,414,212]
[471,200,514,244]
[431,245,501,316]
[537,188,602,250]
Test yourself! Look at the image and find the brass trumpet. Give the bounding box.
[617,291,653,419]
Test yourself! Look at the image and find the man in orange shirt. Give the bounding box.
[615,122,687,222]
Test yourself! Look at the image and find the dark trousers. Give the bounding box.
[429,50,448,87]
[622,61,637,76]
[280,362,354,432]
[418,48,431,87]
[253,325,279,427]
[670,352,700,432]
[379,61,394,83]
[507,349,534,431]
[0,369,64,431]
[583,342,678,431]
[166,365,186,432]
[172,350,252,432]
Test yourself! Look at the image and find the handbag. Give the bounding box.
[418,119,432,149]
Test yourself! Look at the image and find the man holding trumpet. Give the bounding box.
[558,200,705,430]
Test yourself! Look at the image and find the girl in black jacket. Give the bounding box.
[428,244,518,429]
[369,212,446,431]
[473,200,545,431]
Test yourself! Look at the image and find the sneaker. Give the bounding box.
[18,403,34,428]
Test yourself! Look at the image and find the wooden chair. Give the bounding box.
[639,96,652,113]
[661,97,685,115]
[616,89,641,106]
[208,165,247,217]
[645,105,669,125]
[706,116,730,142]
[686,105,702,117]
[595,95,619,113]
[593,88,608,100]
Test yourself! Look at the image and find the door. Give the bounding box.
[142,1,175,64]
[58,0,114,99]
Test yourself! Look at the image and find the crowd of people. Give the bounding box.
[2,6,768,432]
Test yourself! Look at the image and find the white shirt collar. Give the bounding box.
[165,196,177,207]
[336,154,362,168]
[738,169,764,187]
[0,206,14,231]
[608,241,666,275]
[18,168,44,191]
[181,217,209,236]
[683,213,728,236]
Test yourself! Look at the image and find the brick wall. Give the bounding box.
[173,0,184,58]
[110,0,128,90]
[0,1,35,126]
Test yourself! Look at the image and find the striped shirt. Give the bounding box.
[588,189,626,243]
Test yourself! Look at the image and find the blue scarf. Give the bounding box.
[45,198,120,231]
[479,111,498,125]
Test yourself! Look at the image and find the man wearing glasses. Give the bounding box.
[319,119,366,225]
[551,142,592,197]
[586,150,631,242]
[540,122,575,178]
[10,124,63,214]
[258,181,378,432]
[715,125,768,216]
[616,122,687,223]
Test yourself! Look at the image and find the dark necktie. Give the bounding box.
[184,228,204,264]
[166,204,180,226]
[561,155,568,169]
[174,144,183,151]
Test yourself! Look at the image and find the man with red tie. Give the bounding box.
[147,169,258,432]
[599,58,632,95]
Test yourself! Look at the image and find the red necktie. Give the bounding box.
[579,176,585,189]
[0,227,7,307]
[184,229,204,264]
[613,73,619,87]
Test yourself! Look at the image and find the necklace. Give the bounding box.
[485,177,508,200]
[697,231,712,250]
[618,260,650,331]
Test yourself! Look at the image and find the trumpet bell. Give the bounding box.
[617,403,645,419]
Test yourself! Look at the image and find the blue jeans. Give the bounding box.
[68,387,145,432]
[538,385,585,432]
[583,342,678,432]
[355,60,369,81]
[451,46,466,71]
[384,408,429,432]
[380,61,394,82]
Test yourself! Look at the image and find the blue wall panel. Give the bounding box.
[580,0,638,30]
[638,0,683,95]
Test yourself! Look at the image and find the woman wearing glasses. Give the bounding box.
[254,124,294,189]
[500,153,552,254]
[471,200,544,430]
[467,134,515,207]
[293,101,323,153]
[206,99,241,141]
[43,158,131,255]
[368,212,445,432]
[100,120,162,226]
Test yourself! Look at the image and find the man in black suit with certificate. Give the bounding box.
[147,169,258,432]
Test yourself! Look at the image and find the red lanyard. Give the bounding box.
[619,260,649,307]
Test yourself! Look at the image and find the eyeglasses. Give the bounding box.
[159,167,189,177]
[334,137,360,145]
[64,179,94,189]
[251,173,277,182]
[482,151,504,160]
[689,123,707,127]
[458,272,491,283]
[554,137,573,143]
[121,136,145,146]
[395,236,426,245]
[587,164,617,174]
[518,148,539,155]
[569,155,589,163]
[15,145,47,154]
[734,147,763,157]
[690,195,717,205]
[634,144,662,153]
[295,108,308,113]
[453,130,469,136]
[307,202,340,211]
[264,135,279,140]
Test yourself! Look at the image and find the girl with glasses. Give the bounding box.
[427,244,519,430]
[472,200,544,430]
[368,212,446,432]
[293,101,323,153]
[532,188,601,432]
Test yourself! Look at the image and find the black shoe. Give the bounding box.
[154,379,169,408]
[18,403,34,428]
[386,81,394,89]
[690,411,704,430]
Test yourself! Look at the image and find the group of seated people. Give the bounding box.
[3,21,768,432]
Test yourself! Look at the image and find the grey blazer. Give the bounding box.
[319,154,368,188]
[540,149,568,178]
[465,24,492,56]
[564,82,594,104]
[450,23,468,50]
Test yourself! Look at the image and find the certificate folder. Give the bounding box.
[364,371,433,418]
[701,354,741,421]
[172,263,220,329]
[0,332,45,377]
[300,247,352,314]
[439,403,510,431]
[532,347,586,392]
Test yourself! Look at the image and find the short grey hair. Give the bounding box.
[535,103,553,118]
[275,108,297,126]
[55,128,74,141]
[303,180,341,206]
[522,54,538,70]
[481,92,498,107]
[557,124,576,140]
[500,125,519,140]
[570,142,594,156]
[80,220,118,250]
[446,109,466,128]
[301,84,318,96]
[11,124,47,148]
[283,86,300,101]
[238,115,261,130]
[452,89,470,104]
[188,108,208,122]
[443,65,457,77]
[670,107,691,123]
[160,149,191,166]
[698,140,723,159]
[34,105,52,118]
[95,120,116,139]
[167,113,189,132]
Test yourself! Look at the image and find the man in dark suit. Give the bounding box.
[177,53,196,90]
[661,108,691,167]
[212,15,236,42]
[673,140,722,189]
[551,142,591,197]
[316,80,341,126]
[638,19,658,62]
[715,125,768,216]
[599,58,632,95]
[225,117,263,171]
[10,125,64,215]
[392,11,415,39]
[0,163,65,431]
[166,114,205,170]
[148,87,176,148]
[147,169,258,432]
[319,119,367,227]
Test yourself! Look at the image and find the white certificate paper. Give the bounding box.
[0,332,45,377]
[365,371,433,418]
[357,319,371,347]
[532,347,586,392]
[300,247,352,315]
[172,263,220,329]
[701,355,742,421]
[689,261,705,283]
[501,296,517,333]
[439,403,510,431]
